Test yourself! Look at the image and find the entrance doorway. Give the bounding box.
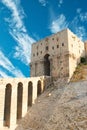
[44,54,50,76]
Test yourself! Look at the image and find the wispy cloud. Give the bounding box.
[0,69,11,78]
[80,12,87,22]
[49,7,87,41]
[75,26,86,40]
[69,13,87,40]
[38,0,48,6]
[58,0,63,7]
[0,50,25,77]
[49,14,68,33]
[76,8,82,14]
[76,8,87,22]
[1,0,36,65]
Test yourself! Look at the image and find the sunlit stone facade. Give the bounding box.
[30,29,85,79]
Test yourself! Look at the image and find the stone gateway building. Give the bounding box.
[0,28,87,129]
[30,29,85,79]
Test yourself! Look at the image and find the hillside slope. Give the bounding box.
[15,80,87,130]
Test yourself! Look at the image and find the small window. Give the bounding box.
[56,38,59,41]
[33,54,35,57]
[62,43,64,46]
[71,44,73,47]
[41,43,42,45]
[46,46,48,50]
[52,38,54,40]
[37,52,38,56]
[57,45,59,48]
[37,46,38,49]
[41,51,42,54]
[52,46,54,50]
[61,67,63,70]
[45,38,49,42]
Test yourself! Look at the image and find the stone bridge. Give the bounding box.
[0,76,51,129]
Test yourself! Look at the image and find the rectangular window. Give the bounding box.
[57,45,59,48]
[52,46,54,50]
[37,52,38,56]
[33,54,35,57]
[37,46,38,49]
[46,46,48,50]
[62,43,64,46]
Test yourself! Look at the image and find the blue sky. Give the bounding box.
[0,0,87,78]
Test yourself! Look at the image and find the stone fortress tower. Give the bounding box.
[0,28,87,129]
[30,29,85,80]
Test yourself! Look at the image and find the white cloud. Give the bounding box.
[76,8,87,22]
[76,8,81,14]
[69,14,87,40]
[75,26,86,40]
[0,50,25,77]
[58,0,63,7]
[49,8,87,41]
[80,12,87,22]
[49,14,68,33]
[1,0,36,65]
[0,69,11,78]
[38,0,48,6]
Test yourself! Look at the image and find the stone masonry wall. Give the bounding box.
[0,77,46,130]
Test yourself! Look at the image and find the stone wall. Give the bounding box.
[84,41,87,59]
[67,29,85,78]
[30,28,85,79]
[0,77,46,129]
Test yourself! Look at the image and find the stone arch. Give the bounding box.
[4,83,12,128]
[27,81,33,109]
[37,80,42,96]
[17,82,23,121]
[44,54,50,76]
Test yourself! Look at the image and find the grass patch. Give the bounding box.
[71,63,87,82]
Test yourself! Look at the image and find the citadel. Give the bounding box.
[0,28,87,129]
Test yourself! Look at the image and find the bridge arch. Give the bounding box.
[4,83,12,128]
[17,82,23,121]
[27,81,33,109]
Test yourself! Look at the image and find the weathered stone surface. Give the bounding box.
[0,29,87,130]
[0,77,46,130]
[15,80,87,130]
[30,29,85,79]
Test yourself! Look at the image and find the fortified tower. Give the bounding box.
[0,28,86,130]
[30,29,85,79]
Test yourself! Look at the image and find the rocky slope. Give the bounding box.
[15,80,87,130]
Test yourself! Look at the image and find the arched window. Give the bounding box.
[27,81,33,109]
[37,80,41,96]
[17,82,23,121]
[4,84,12,128]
